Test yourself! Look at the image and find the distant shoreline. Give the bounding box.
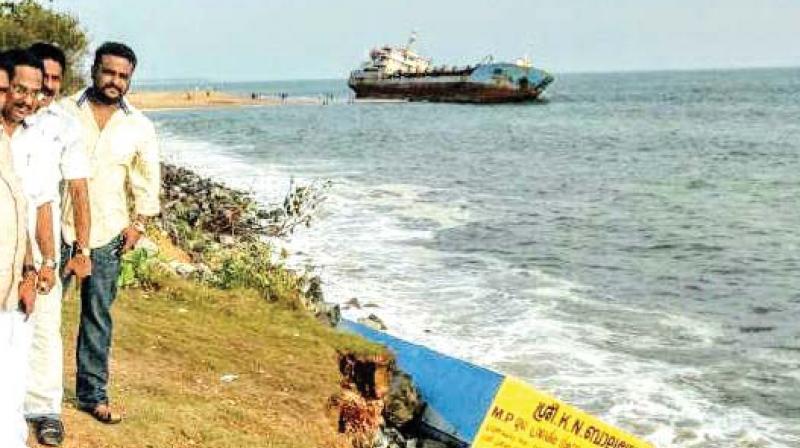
[127,90,321,111]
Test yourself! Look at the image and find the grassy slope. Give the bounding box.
[43,278,382,448]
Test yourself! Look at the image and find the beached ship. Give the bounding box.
[348,34,554,103]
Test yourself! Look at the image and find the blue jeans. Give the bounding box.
[62,236,123,409]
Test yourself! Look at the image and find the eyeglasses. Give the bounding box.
[10,83,43,100]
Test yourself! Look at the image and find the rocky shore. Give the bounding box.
[148,163,452,448]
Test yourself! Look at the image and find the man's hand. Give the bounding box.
[63,253,92,280]
[19,271,37,319]
[121,225,143,254]
[38,265,56,294]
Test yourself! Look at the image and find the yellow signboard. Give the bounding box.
[473,377,653,448]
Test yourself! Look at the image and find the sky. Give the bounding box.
[54,0,800,82]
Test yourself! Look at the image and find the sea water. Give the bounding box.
[149,67,800,447]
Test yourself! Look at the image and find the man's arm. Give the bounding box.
[60,113,93,279]
[19,236,37,318]
[70,179,91,249]
[35,202,55,259]
[23,236,34,270]
[122,119,160,252]
[35,202,56,292]
[62,178,93,279]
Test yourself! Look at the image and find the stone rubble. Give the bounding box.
[159,163,456,448]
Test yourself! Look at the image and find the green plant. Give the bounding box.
[118,248,167,289]
[198,241,313,310]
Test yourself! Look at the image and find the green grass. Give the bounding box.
[53,277,383,448]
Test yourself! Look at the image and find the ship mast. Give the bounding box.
[406,31,418,51]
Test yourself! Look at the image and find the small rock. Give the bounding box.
[135,237,159,256]
[419,440,448,448]
[306,276,324,303]
[384,427,406,446]
[218,234,236,246]
[343,297,361,309]
[168,261,197,277]
[195,263,213,278]
[384,369,424,428]
[220,374,238,383]
[358,314,387,331]
[372,430,389,448]
[316,302,341,327]
[189,239,207,253]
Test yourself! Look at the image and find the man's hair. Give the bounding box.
[28,42,66,71]
[3,48,44,77]
[0,51,10,77]
[93,42,137,69]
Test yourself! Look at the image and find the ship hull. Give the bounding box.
[348,62,553,104]
[349,80,546,103]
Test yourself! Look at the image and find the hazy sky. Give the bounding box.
[55,0,800,81]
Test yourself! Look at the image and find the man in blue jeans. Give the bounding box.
[61,42,160,424]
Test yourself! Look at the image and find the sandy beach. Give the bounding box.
[126,90,319,110]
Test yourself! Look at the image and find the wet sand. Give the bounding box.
[126,90,318,110]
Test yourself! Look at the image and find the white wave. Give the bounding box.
[157,130,797,448]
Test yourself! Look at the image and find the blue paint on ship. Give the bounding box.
[340,319,503,444]
[469,63,553,89]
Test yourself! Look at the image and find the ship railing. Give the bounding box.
[385,65,477,79]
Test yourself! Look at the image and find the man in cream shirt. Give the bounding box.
[61,42,160,424]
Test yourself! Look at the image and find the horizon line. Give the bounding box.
[136,63,800,85]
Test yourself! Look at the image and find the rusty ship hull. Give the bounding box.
[349,63,554,104]
[349,81,548,103]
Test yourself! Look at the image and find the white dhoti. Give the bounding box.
[0,310,33,448]
[24,278,63,419]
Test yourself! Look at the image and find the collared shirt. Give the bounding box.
[5,120,62,268]
[61,89,161,249]
[0,132,28,311]
[4,120,59,215]
[8,104,90,263]
[31,101,91,182]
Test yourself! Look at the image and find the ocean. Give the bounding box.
[148,67,800,447]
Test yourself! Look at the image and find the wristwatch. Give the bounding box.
[42,258,57,269]
[73,243,91,257]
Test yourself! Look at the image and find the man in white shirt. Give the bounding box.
[0,49,47,448]
[21,42,92,447]
[61,42,160,425]
[2,50,58,277]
